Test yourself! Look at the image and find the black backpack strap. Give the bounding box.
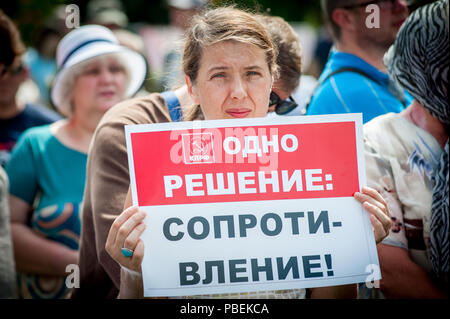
[319,67,381,87]
[304,67,384,113]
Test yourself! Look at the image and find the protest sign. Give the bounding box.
[125,114,380,297]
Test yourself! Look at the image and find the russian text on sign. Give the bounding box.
[179,255,335,286]
[162,210,339,241]
[163,169,333,198]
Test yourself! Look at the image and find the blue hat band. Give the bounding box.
[61,38,115,67]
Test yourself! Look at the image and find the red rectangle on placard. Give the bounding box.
[130,122,359,206]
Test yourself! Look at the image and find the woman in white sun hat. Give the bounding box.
[5,24,146,299]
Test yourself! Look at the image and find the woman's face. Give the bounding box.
[187,41,273,120]
[71,56,127,115]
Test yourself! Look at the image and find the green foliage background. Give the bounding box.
[1,0,323,46]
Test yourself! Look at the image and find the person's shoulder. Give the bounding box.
[312,71,385,115]
[319,52,383,95]
[364,112,402,133]
[19,123,52,139]
[99,93,171,128]
[23,103,62,123]
[306,79,347,114]
[8,124,52,157]
[363,113,408,153]
[311,65,370,98]
[15,124,53,148]
[325,70,373,95]
[91,93,172,152]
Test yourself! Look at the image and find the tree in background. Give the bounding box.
[3,0,322,46]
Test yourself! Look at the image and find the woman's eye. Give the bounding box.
[110,65,124,73]
[84,68,100,75]
[211,73,225,79]
[247,71,261,77]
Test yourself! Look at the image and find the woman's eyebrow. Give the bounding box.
[244,65,264,71]
[207,66,228,74]
[207,65,264,73]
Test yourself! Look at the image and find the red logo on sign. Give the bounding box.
[182,133,215,164]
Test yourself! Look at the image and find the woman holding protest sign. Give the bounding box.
[105,6,392,299]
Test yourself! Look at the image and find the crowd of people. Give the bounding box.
[0,0,448,300]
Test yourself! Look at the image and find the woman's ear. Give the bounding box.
[185,74,200,105]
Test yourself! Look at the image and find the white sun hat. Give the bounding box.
[168,0,207,10]
[51,24,147,116]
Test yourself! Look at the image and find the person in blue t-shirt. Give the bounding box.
[0,10,61,168]
[306,0,412,123]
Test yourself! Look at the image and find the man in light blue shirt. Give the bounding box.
[307,0,412,123]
